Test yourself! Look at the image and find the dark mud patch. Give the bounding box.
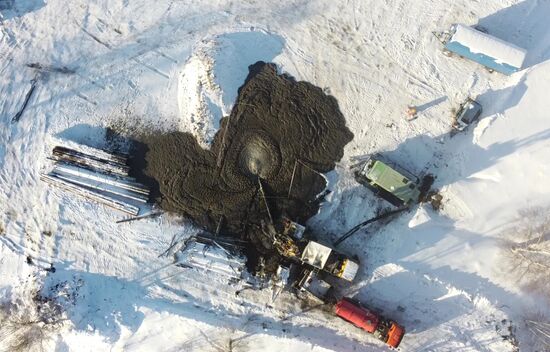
[133,62,353,236]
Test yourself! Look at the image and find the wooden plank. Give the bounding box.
[116,211,163,224]
[50,152,128,176]
[53,145,129,169]
[12,78,38,123]
[52,146,130,176]
[287,160,298,198]
[65,144,130,165]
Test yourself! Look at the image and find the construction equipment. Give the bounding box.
[335,297,405,348]
[282,216,306,240]
[300,240,359,282]
[271,265,291,302]
[270,219,359,282]
[353,154,421,207]
[294,267,334,302]
[269,225,300,259]
[255,183,359,282]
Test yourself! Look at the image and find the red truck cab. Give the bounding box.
[386,323,405,348]
[335,298,405,348]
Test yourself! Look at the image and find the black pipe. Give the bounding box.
[333,206,409,247]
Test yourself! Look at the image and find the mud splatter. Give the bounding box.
[135,62,353,235]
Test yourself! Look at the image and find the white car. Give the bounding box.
[453,98,483,131]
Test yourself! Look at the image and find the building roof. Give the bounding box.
[450,24,526,68]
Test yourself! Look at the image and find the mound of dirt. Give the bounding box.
[135,62,353,235]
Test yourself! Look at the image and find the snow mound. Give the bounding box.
[177,29,284,146]
[177,52,221,146]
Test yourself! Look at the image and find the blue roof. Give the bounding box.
[445,41,520,75]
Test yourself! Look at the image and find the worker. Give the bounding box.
[406,105,417,121]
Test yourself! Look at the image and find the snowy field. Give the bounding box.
[2,0,550,351]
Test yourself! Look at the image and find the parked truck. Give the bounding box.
[353,154,421,207]
[335,297,405,349]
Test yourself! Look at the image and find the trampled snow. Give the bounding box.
[2,0,550,351]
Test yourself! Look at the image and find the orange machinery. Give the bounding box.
[335,297,405,348]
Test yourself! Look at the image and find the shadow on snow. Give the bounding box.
[477,0,550,68]
[43,262,384,352]
[0,0,45,20]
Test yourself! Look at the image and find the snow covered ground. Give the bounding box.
[2,0,550,351]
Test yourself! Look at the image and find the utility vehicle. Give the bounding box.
[354,154,421,207]
[453,97,482,131]
[335,297,405,348]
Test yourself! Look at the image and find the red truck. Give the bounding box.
[335,297,405,348]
